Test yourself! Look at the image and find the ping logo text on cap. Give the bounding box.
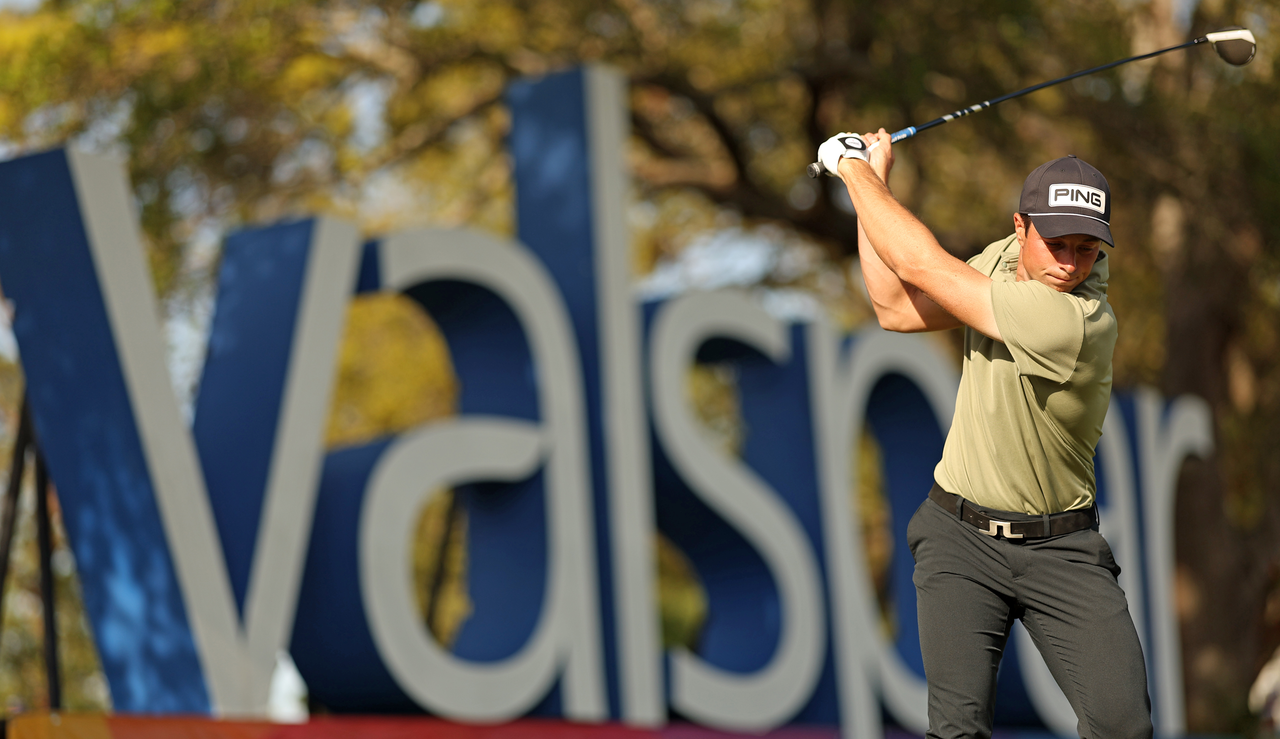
[1049,183,1106,214]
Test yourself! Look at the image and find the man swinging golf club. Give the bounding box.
[818,131,1152,739]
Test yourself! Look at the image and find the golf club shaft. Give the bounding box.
[807,35,1209,177]
[894,37,1205,141]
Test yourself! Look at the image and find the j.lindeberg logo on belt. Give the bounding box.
[982,519,1024,539]
[1048,183,1106,213]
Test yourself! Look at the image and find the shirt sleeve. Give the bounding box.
[991,280,1085,383]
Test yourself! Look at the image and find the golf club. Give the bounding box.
[806,26,1257,178]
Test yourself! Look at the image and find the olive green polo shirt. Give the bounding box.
[933,234,1117,514]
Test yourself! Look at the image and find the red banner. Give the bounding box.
[5,715,848,739]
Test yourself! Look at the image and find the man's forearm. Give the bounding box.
[858,217,923,328]
[837,155,1000,340]
[858,215,963,333]
[839,158,945,283]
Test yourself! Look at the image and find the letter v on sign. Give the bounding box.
[0,149,360,715]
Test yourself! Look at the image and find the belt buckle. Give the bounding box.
[982,519,1024,539]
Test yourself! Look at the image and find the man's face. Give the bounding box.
[1013,214,1102,293]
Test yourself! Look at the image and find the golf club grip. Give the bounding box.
[889,127,916,142]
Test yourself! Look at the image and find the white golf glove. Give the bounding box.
[817,133,870,175]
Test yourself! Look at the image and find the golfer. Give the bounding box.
[817,130,1153,739]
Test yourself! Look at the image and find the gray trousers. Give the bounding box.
[907,497,1154,739]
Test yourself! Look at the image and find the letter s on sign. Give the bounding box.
[650,289,827,733]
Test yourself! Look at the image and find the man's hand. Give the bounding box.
[861,129,894,185]
[817,133,870,176]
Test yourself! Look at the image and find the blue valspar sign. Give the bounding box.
[0,66,1212,737]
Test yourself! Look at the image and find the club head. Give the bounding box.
[1205,26,1257,66]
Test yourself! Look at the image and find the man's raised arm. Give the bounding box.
[818,130,1000,341]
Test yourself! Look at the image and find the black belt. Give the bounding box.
[928,484,1097,540]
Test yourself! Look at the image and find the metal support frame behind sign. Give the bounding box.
[0,393,63,711]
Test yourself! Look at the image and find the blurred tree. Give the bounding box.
[325,293,458,449]
[1,0,1279,732]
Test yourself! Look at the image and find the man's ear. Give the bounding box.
[1014,213,1028,247]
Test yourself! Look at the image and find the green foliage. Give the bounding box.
[326,293,458,448]
[655,533,706,651]
[855,429,895,639]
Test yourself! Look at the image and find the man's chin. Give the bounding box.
[1041,275,1080,292]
